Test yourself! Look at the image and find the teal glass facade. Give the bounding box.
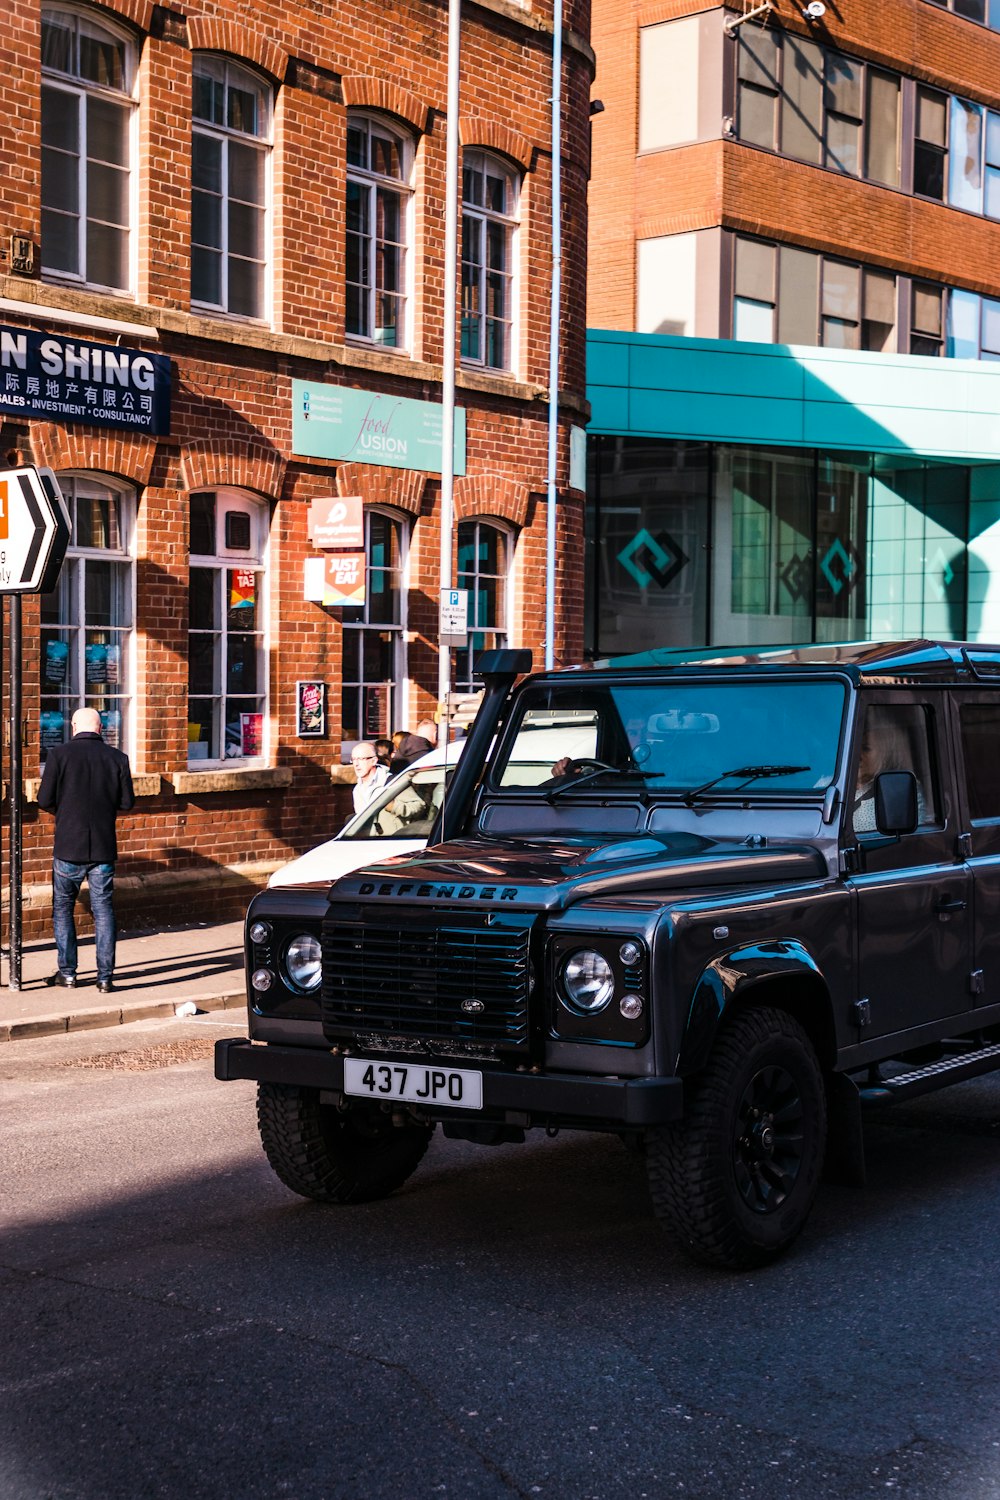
[585,331,1000,657]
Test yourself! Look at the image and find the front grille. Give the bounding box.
[322,907,532,1052]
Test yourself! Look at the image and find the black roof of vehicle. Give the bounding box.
[571,640,1000,684]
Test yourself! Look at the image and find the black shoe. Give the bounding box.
[45,972,77,988]
[96,979,115,994]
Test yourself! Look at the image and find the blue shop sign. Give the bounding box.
[0,324,171,435]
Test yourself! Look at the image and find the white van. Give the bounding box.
[268,743,465,888]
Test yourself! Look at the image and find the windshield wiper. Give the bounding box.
[546,762,661,804]
[682,763,810,808]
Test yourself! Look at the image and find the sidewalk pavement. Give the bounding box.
[0,918,250,1042]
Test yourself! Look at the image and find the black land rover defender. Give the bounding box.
[216,641,1000,1268]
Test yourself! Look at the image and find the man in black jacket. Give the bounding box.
[37,708,135,992]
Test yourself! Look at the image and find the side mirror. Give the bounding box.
[874,771,918,836]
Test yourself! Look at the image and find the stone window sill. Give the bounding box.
[171,767,293,794]
[25,773,163,803]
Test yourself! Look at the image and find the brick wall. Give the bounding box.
[1,0,592,938]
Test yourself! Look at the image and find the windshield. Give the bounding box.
[490,679,846,796]
[342,763,455,840]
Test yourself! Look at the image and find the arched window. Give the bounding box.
[192,56,272,319]
[461,151,519,372]
[454,519,512,691]
[341,509,408,742]
[40,476,135,760]
[188,491,269,764]
[346,114,414,348]
[41,5,136,291]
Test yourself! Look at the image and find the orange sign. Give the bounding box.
[323,552,366,607]
[0,479,8,541]
[310,495,364,550]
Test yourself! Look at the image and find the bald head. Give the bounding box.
[71,708,102,736]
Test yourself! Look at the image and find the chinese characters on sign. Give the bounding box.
[0,326,171,435]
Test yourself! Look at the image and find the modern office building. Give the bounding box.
[585,0,1000,657]
[1,0,592,933]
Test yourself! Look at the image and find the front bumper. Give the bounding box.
[215,1038,684,1127]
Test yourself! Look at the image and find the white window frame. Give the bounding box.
[40,4,137,294]
[454,518,513,693]
[40,474,136,764]
[345,113,415,351]
[461,150,520,374]
[191,55,273,323]
[188,490,269,768]
[340,507,410,745]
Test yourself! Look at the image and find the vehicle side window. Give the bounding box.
[959,703,1000,820]
[853,703,940,834]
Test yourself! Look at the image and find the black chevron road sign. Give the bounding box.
[0,465,70,594]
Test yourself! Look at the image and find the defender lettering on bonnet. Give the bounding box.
[356,881,518,900]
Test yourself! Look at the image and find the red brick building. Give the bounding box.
[0,0,593,935]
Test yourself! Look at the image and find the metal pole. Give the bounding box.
[544,0,563,670]
[438,0,462,708]
[9,594,22,989]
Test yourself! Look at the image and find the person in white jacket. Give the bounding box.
[350,742,390,815]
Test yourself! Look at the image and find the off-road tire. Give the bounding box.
[646,1007,826,1270]
[257,1082,434,1204]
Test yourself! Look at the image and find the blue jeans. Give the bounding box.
[52,860,117,983]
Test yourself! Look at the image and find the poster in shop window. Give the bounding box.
[296,680,327,737]
[240,712,263,757]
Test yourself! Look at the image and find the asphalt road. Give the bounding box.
[3,1013,1000,1500]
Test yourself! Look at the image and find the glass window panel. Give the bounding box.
[190,496,215,558]
[227,256,262,318]
[193,69,224,126]
[961,705,1000,819]
[189,634,216,694]
[463,162,484,206]
[347,180,369,238]
[42,149,79,211]
[87,162,128,225]
[949,97,983,212]
[371,132,402,179]
[87,97,128,166]
[821,316,858,349]
[735,237,774,302]
[780,36,822,165]
[992,0,1000,29]
[226,634,258,694]
[982,297,1000,356]
[85,221,127,289]
[862,268,896,352]
[227,84,260,137]
[821,259,859,321]
[347,125,367,168]
[986,165,1000,219]
[346,284,365,337]
[865,70,900,186]
[914,141,946,199]
[79,29,124,89]
[376,242,401,296]
[192,133,222,194]
[825,54,861,117]
[77,492,120,550]
[738,28,778,89]
[192,246,222,305]
[917,88,947,148]
[738,83,776,150]
[947,287,981,358]
[229,141,264,205]
[910,334,942,357]
[733,297,774,342]
[777,246,818,344]
[41,209,79,274]
[41,18,73,74]
[826,114,860,175]
[84,560,119,626]
[42,86,78,151]
[189,568,217,627]
[955,0,986,17]
[985,111,1000,168]
[229,200,264,259]
[227,569,259,629]
[376,187,401,246]
[192,189,222,249]
[913,283,943,336]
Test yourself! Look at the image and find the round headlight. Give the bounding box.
[249,921,272,945]
[561,949,614,1014]
[282,933,322,992]
[252,968,274,992]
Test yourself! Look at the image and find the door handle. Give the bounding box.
[934,896,967,913]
